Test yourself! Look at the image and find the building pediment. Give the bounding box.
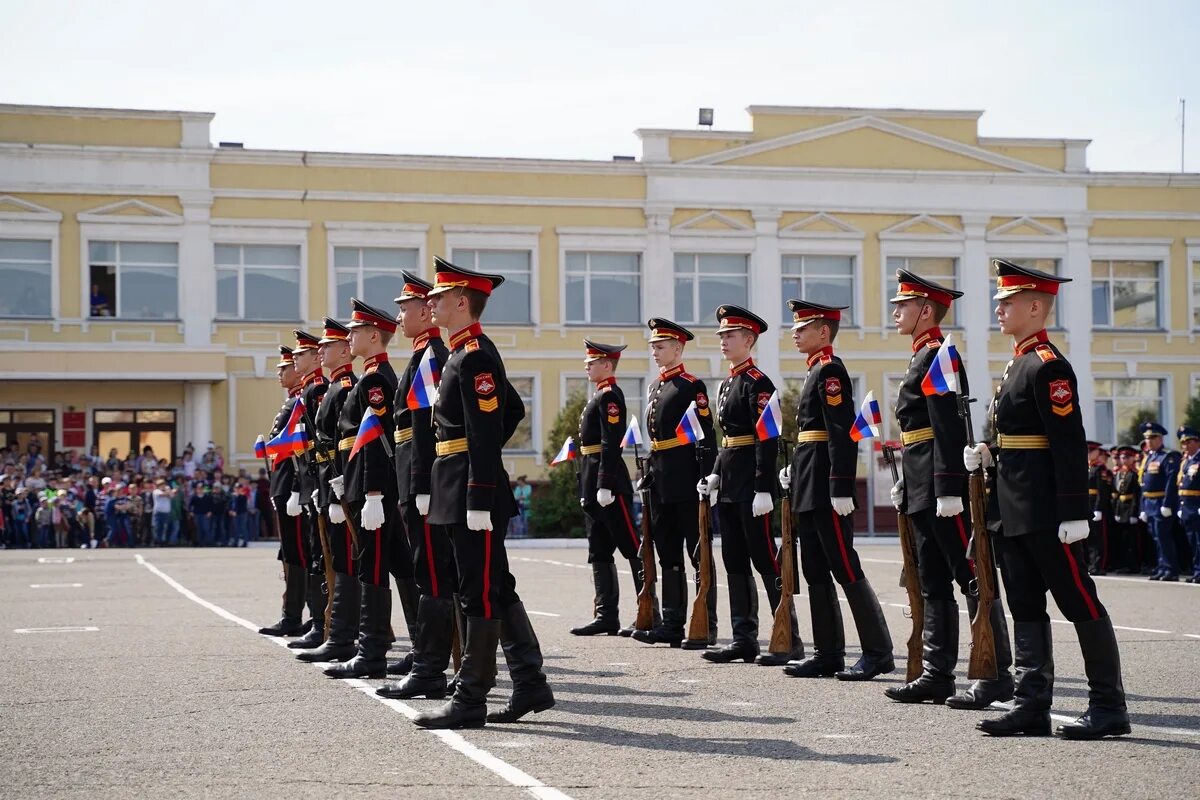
[77,199,182,224]
[0,194,62,221]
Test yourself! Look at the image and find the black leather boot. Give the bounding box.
[784,583,845,677]
[413,617,501,729]
[702,574,759,663]
[487,602,556,723]
[885,598,957,703]
[632,566,685,647]
[947,596,1015,709]
[681,567,718,650]
[1056,616,1131,739]
[258,564,308,636]
[756,578,805,666]
[977,621,1053,736]
[619,558,659,637]
[835,579,896,681]
[288,572,328,648]
[297,572,360,662]
[386,578,421,675]
[323,583,393,679]
[571,563,620,636]
[377,595,453,699]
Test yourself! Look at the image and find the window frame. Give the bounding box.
[84,239,182,322]
[78,212,183,329]
[987,255,1067,330]
[672,251,752,326]
[504,371,539,457]
[1092,375,1170,446]
[209,220,310,324]
[1187,238,1200,333]
[324,222,428,318]
[1088,238,1172,332]
[881,252,963,329]
[557,228,647,326]
[0,235,57,321]
[444,226,540,326]
[1089,259,1164,331]
[214,243,304,322]
[778,250,861,329]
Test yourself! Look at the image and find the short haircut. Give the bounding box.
[820,319,840,342]
[463,287,489,319]
[378,329,394,347]
[1030,291,1056,315]
[928,300,949,324]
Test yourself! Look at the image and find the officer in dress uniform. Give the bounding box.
[698,306,802,667]
[258,346,312,637]
[1138,421,1182,581]
[883,271,1014,708]
[966,259,1129,739]
[297,318,360,663]
[323,299,400,679]
[778,300,894,682]
[378,272,458,700]
[569,340,655,637]
[630,318,718,649]
[1110,444,1142,575]
[1085,442,1114,576]
[413,257,553,730]
[1177,426,1200,582]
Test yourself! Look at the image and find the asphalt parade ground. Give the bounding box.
[3,540,1198,799]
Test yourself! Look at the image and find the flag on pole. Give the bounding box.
[621,415,644,449]
[253,434,267,459]
[551,436,577,465]
[921,332,961,396]
[674,401,706,445]
[283,396,305,436]
[348,415,384,461]
[406,346,441,410]
[266,422,307,460]
[755,390,783,441]
[849,391,883,442]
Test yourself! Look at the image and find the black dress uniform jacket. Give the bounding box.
[645,363,716,505]
[268,389,301,501]
[714,358,777,502]
[315,364,356,509]
[428,323,524,525]
[895,328,969,514]
[790,346,857,513]
[336,353,399,505]
[992,330,1089,536]
[578,377,634,498]
[394,329,449,504]
[1089,462,1114,517]
[1112,468,1139,525]
[293,371,328,500]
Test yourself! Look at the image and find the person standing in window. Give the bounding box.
[90,283,110,316]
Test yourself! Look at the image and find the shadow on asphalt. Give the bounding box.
[547,680,691,699]
[552,699,794,725]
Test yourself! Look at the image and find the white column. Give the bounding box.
[1064,217,1095,434]
[751,208,782,380]
[643,206,674,387]
[179,191,214,346]
[185,382,213,452]
[960,215,991,441]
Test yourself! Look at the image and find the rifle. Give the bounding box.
[767,438,798,657]
[686,489,715,645]
[959,395,998,681]
[633,444,658,631]
[315,511,336,641]
[882,443,924,683]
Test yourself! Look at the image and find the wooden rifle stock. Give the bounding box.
[959,396,998,681]
[883,444,924,683]
[767,439,796,656]
[686,496,715,644]
[315,512,336,641]
[633,447,658,631]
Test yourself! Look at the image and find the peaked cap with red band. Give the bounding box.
[583,339,627,362]
[275,346,295,368]
[394,270,433,303]
[317,317,350,345]
[426,255,506,297]
[715,304,768,335]
[646,317,695,343]
[346,297,398,333]
[889,269,964,308]
[292,329,320,352]
[993,258,1071,300]
[787,299,847,329]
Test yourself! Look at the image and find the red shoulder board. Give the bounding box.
[364,364,378,375]
[1035,344,1057,363]
[679,371,697,383]
[464,339,480,353]
[340,377,353,388]
[926,340,940,350]
[818,355,833,366]
[597,384,612,394]
[315,375,327,384]
[747,367,763,380]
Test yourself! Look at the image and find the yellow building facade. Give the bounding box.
[1,102,1198,481]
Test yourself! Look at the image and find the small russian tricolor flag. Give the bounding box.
[921,332,961,397]
[348,414,384,461]
[755,390,783,441]
[284,396,305,436]
[675,401,706,445]
[253,434,267,459]
[551,436,577,465]
[621,416,644,449]
[266,423,307,460]
[849,391,882,442]
[406,346,441,410]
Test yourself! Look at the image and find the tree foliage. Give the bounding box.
[1183,391,1200,433]
[1123,407,1160,449]
[528,386,588,537]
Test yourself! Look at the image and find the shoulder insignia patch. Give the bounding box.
[597,384,612,394]
[364,365,378,375]
[818,355,833,366]
[367,386,385,407]
[340,377,353,388]
[679,371,697,383]
[1048,378,1073,416]
[1036,344,1058,363]
[747,367,763,380]
[926,340,940,349]
[475,373,496,396]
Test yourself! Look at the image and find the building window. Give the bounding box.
[0,239,52,318]
[451,249,531,324]
[215,244,301,321]
[333,246,418,314]
[1093,379,1165,445]
[93,409,177,464]
[781,254,855,326]
[0,409,55,453]
[674,253,748,325]
[565,252,641,325]
[506,377,535,452]
[565,376,646,422]
[88,241,178,319]
[885,256,959,326]
[991,258,1063,329]
[1192,260,1200,330]
[1092,260,1161,329]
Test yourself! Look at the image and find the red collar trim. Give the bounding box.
[412,327,441,352]
[1014,329,1050,355]
[660,363,685,380]
[912,327,943,352]
[362,353,389,372]
[730,357,756,376]
[329,363,352,380]
[449,322,483,350]
[594,376,616,390]
[806,346,834,368]
[301,368,324,387]
[287,387,301,398]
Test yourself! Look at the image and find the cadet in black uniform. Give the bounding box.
[414,258,553,730]
[967,259,1128,739]
[1086,442,1114,576]
[297,318,360,663]
[1177,426,1200,582]
[697,306,801,666]
[631,318,718,649]
[883,271,1013,708]
[258,346,311,637]
[323,299,400,679]
[1110,445,1142,574]
[779,300,894,682]
[378,272,458,700]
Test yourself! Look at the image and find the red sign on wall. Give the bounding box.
[63,412,85,429]
[63,430,85,448]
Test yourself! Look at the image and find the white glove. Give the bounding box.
[831,496,854,516]
[596,488,615,507]
[415,494,430,516]
[360,494,385,531]
[580,497,586,508]
[328,475,344,499]
[778,466,791,491]
[1057,520,1090,544]
[1092,510,1102,522]
[286,491,301,516]
[311,489,319,506]
[890,478,904,511]
[327,502,345,524]
[1161,506,1173,518]
[697,474,720,496]
[962,443,993,472]
[1139,511,1149,523]
[466,509,492,531]
[751,492,773,517]
[936,496,964,518]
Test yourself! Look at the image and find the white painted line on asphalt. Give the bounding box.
[1113,625,1172,634]
[678,679,700,684]
[29,583,83,588]
[135,553,577,800]
[860,557,903,565]
[527,610,561,617]
[1185,634,1200,640]
[606,662,631,666]
[14,626,98,633]
[37,557,75,564]
[820,733,864,739]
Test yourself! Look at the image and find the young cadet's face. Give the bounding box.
[995,293,1040,335]
[584,358,614,382]
[650,340,682,369]
[717,328,754,364]
[293,348,317,375]
[319,341,349,369]
[398,297,430,338]
[427,291,461,328]
[348,326,375,357]
[892,298,925,335]
[791,321,823,354]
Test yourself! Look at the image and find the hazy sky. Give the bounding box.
[3,0,1197,172]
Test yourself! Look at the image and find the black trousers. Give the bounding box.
[302,506,323,575]
[795,507,866,587]
[326,512,355,576]
[403,501,458,599]
[350,498,399,588]
[718,501,779,583]
[908,507,974,602]
[998,531,1107,624]
[388,505,415,582]
[651,498,701,571]
[450,507,521,619]
[583,492,641,564]
[275,504,308,568]
[1087,515,1111,571]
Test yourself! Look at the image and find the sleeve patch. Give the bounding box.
[367,386,385,407]
[757,392,771,411]
[824,377,843,407]
[696,393,709,409]
[606,401,620,417]
[474,373,496,396]
[478,397,499,413]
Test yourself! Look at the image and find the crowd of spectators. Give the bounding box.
[0,438,277,549]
